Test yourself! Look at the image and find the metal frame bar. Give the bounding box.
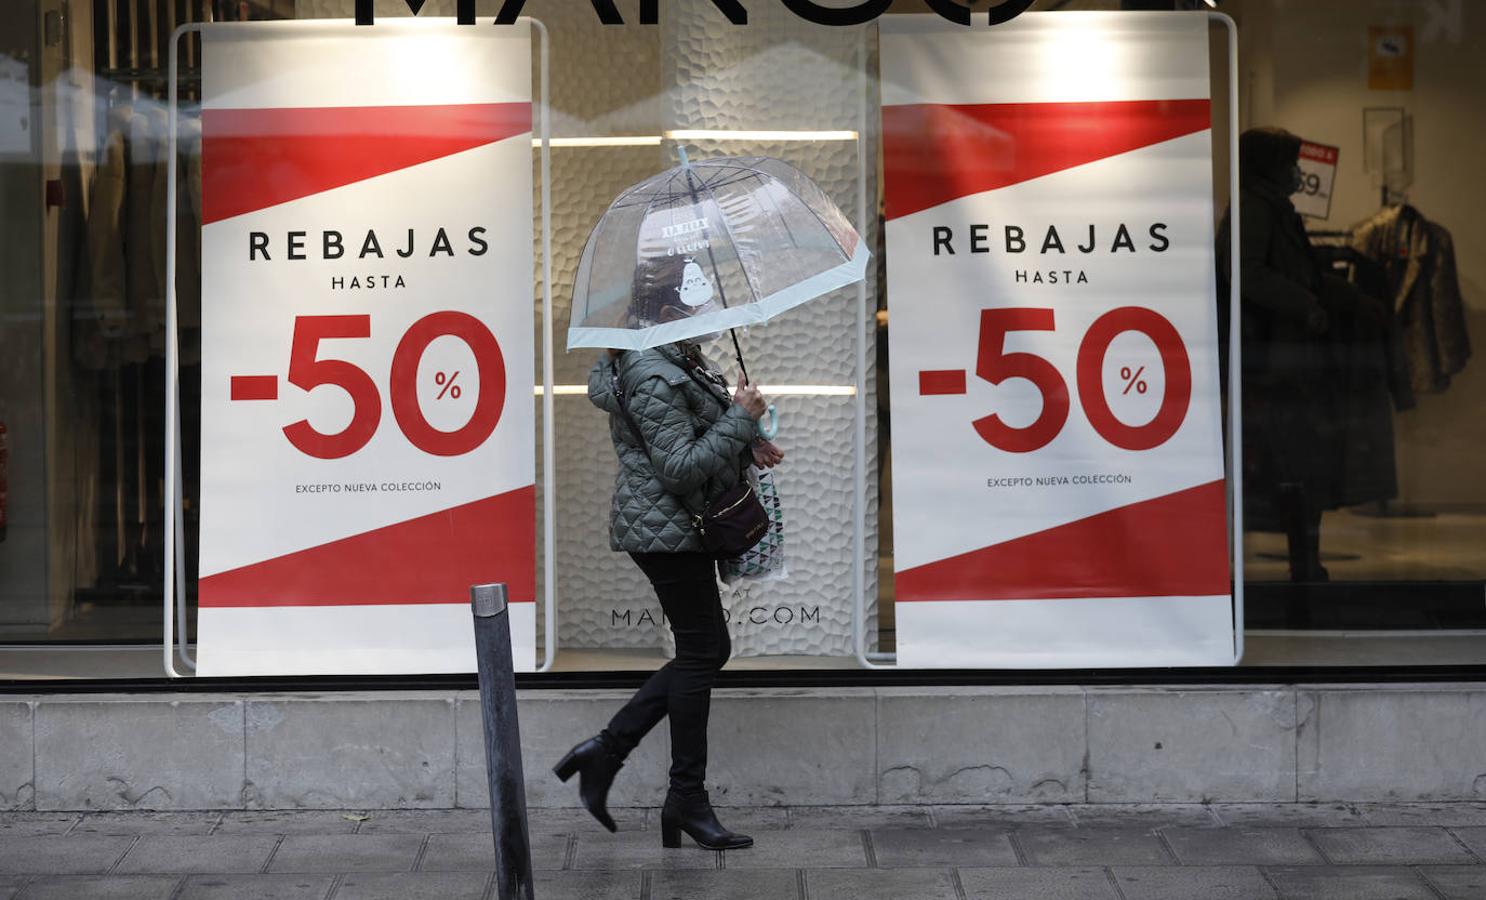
[857,13,1246,669]
[853,25,891,670]
[1213,11,1245,664]
[163,20,198,678]
[532,18,557,673]
[164,18,556,677]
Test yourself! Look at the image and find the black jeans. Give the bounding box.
[604,551,731,795]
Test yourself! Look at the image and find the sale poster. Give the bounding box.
[1293,140,1340,220]
[196,20,535,675]
[881,13,1233,668]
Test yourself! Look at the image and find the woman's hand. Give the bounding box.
[751,439,784,469]
[732,375,767,420]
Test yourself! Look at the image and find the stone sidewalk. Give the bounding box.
[2,803,1485,899]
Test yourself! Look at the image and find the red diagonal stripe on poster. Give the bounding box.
[882,99,1211,221]
[201,101,531,224]
[896,480,1229,602]
[199,486,536,607]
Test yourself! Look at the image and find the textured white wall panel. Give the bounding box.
[293,0,882,658]
[660,2,881,657]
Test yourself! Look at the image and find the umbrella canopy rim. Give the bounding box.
[566,240,870,352]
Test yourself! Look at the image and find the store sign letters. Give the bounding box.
[355,0,1033,27]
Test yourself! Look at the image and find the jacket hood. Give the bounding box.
[587,354,622,415]
[586,342,697,416]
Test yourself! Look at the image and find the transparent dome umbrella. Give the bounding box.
[566,152,870,402]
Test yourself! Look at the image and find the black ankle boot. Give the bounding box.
[552,732,625,832]
[660,789,753,850]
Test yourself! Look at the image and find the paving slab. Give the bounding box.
[526,807,645,834]
[932,804,1076,829]
[265,835,422,873]
[214,811,362,835]
[1161,827,1324,866]
[72,812,221,836]
[958,866,1121,900]
[0,835,135,875]
[0,876,22,900]
[1066,804,1222,829]
[1295,687,1486,803]
[1014,826,1174,866]
[1262,865,1439,900]
[459,692,672,810]
[787,805,930,830]
[569,830,716,870]
[1210,804,1364,828]
[0,702,31,812]
[869,828,1017,868]
[175,874,336,900]
[877,688,1086,804]
[806,867,958,900]
[0,814,78,837]
[1356,803,1486,827]
[714,829,866,869]
[354,808,493,834]
[330,871,490,899]
[707,689,877,805]
[531,870,642,900]
[1445,825,1486,859]
[697,807,789,832]
[246,695,455,809]
[1112,865,1278,900]
[418,831,568,871]
[1087,688,1296,803]
[13,875,180,900]
[34,698,245,810]
[1419,865,1486,900]
[113,835,280,875]
[650,868,799,900]
[1304,826,1478,865]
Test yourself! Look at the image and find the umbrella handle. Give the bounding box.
[756,404,778,441]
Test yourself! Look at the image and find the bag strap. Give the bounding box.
[678,351,732,411]
[677,352,751,482]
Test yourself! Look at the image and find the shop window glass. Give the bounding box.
[0,0,1481,676]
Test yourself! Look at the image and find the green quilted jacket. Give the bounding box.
[588,342,757,553]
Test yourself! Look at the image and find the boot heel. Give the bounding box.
[660,817,683,849]
[552,749,579,782]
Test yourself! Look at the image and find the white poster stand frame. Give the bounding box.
[162,18,555,677]
[853,12,1244,668]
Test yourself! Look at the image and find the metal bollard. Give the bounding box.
[470,583,536,900]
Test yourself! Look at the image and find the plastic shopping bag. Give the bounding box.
[719,466,786,584]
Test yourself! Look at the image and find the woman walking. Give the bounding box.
[555,258,784,851]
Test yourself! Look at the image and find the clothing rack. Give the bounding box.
[1308,223,1438,522]
[94,0,292,100]
[97,66,202,83]
[80,0,223,603]
[95,0,214,103]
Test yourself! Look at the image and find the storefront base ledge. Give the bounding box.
[0,684,1482,811]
